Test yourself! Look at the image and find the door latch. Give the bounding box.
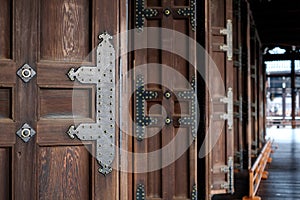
[220,20,233,61]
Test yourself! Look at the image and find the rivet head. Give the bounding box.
[21,128,31,138]
[22,68,31,78]
[164,8,171,16]
[165,117,172,125]
[164,91,171,99]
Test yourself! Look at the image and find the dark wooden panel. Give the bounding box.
[0,88,12,119]
[38,146,91,200]
[0,63,17,84]
[39,88,92,119]
[174,0,189,6]
[175,128,189,197]
[147,130,162,198]
[0,0,12,59]
[40,0,91,61]
[147,0,162,7]
[132,0,197,198]
[0,148,11,200]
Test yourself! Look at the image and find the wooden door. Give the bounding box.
[0,0,119,199]
[250,25,264,152]
[232,0,245,170]
[205,0,234,198]
[129,0,198,199]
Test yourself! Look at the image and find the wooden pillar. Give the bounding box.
[298,91,300,111]
[282,87,286,121]
[291,59,296,128]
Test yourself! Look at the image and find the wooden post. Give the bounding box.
[292,58,296,128]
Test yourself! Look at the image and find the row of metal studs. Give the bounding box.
[177,0,197,31]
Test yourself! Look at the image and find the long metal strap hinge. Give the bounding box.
[220,20,233,61]
[234,96,243,122]
[220,156,234,194]
[67,32,116,175]
[136,184,146,200]
[220,87,233,130]
[191,184,197,200]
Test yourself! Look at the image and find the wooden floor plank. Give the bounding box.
[258,127,300,199]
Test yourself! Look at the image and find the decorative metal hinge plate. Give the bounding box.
[67,32,116,175]
[135,0,158,31]
[234,96,243,122]
[17,64,36,83]
[135,76,197,141]
[136,184,146,200]
[16,123,36,143]
[191,184,197,200]
[220,20,233,61]
[177,0,197,31]
[136,75,159,141]
[220,156,234,194]
[235,149,244,170]
[220,87,233,130]
[135,0,196,31]
[177,77,197,138]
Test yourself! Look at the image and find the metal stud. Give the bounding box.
[191,185,197,200]
[16,123,36,143]
[17,64,36,83]
[135,0,158,31]
[165,117,172,125]
[177,0,197,31]
[177,77,197,138]
[164,8,171,16]
[136,184,146,200]
[164,91,171,99]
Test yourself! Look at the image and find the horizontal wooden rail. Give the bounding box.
[243,140,273,200]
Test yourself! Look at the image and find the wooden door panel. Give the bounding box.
[0,0,16,119]
[0,88,12,119]
[232,0,244,170]
[0,7,16,192]
[36,0,95,146]
[132,0,197,199]
[0,0,12,60]
[0,0,119,199]
[37,146,91,200]
[35,0,119,199]
[0,148,11,200]
[39,0,92,61]
[206,0,234,197]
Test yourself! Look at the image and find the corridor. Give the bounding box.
[258,127,300,199]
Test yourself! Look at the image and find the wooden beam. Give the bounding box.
[264,53,300,61]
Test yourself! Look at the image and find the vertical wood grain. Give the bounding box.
[0,0,11,59]
[40,0,91,61]
[0,88,12,119]
[38,146,90,200]
[0,148,11,200]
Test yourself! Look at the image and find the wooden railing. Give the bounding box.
[243,140,273,200]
